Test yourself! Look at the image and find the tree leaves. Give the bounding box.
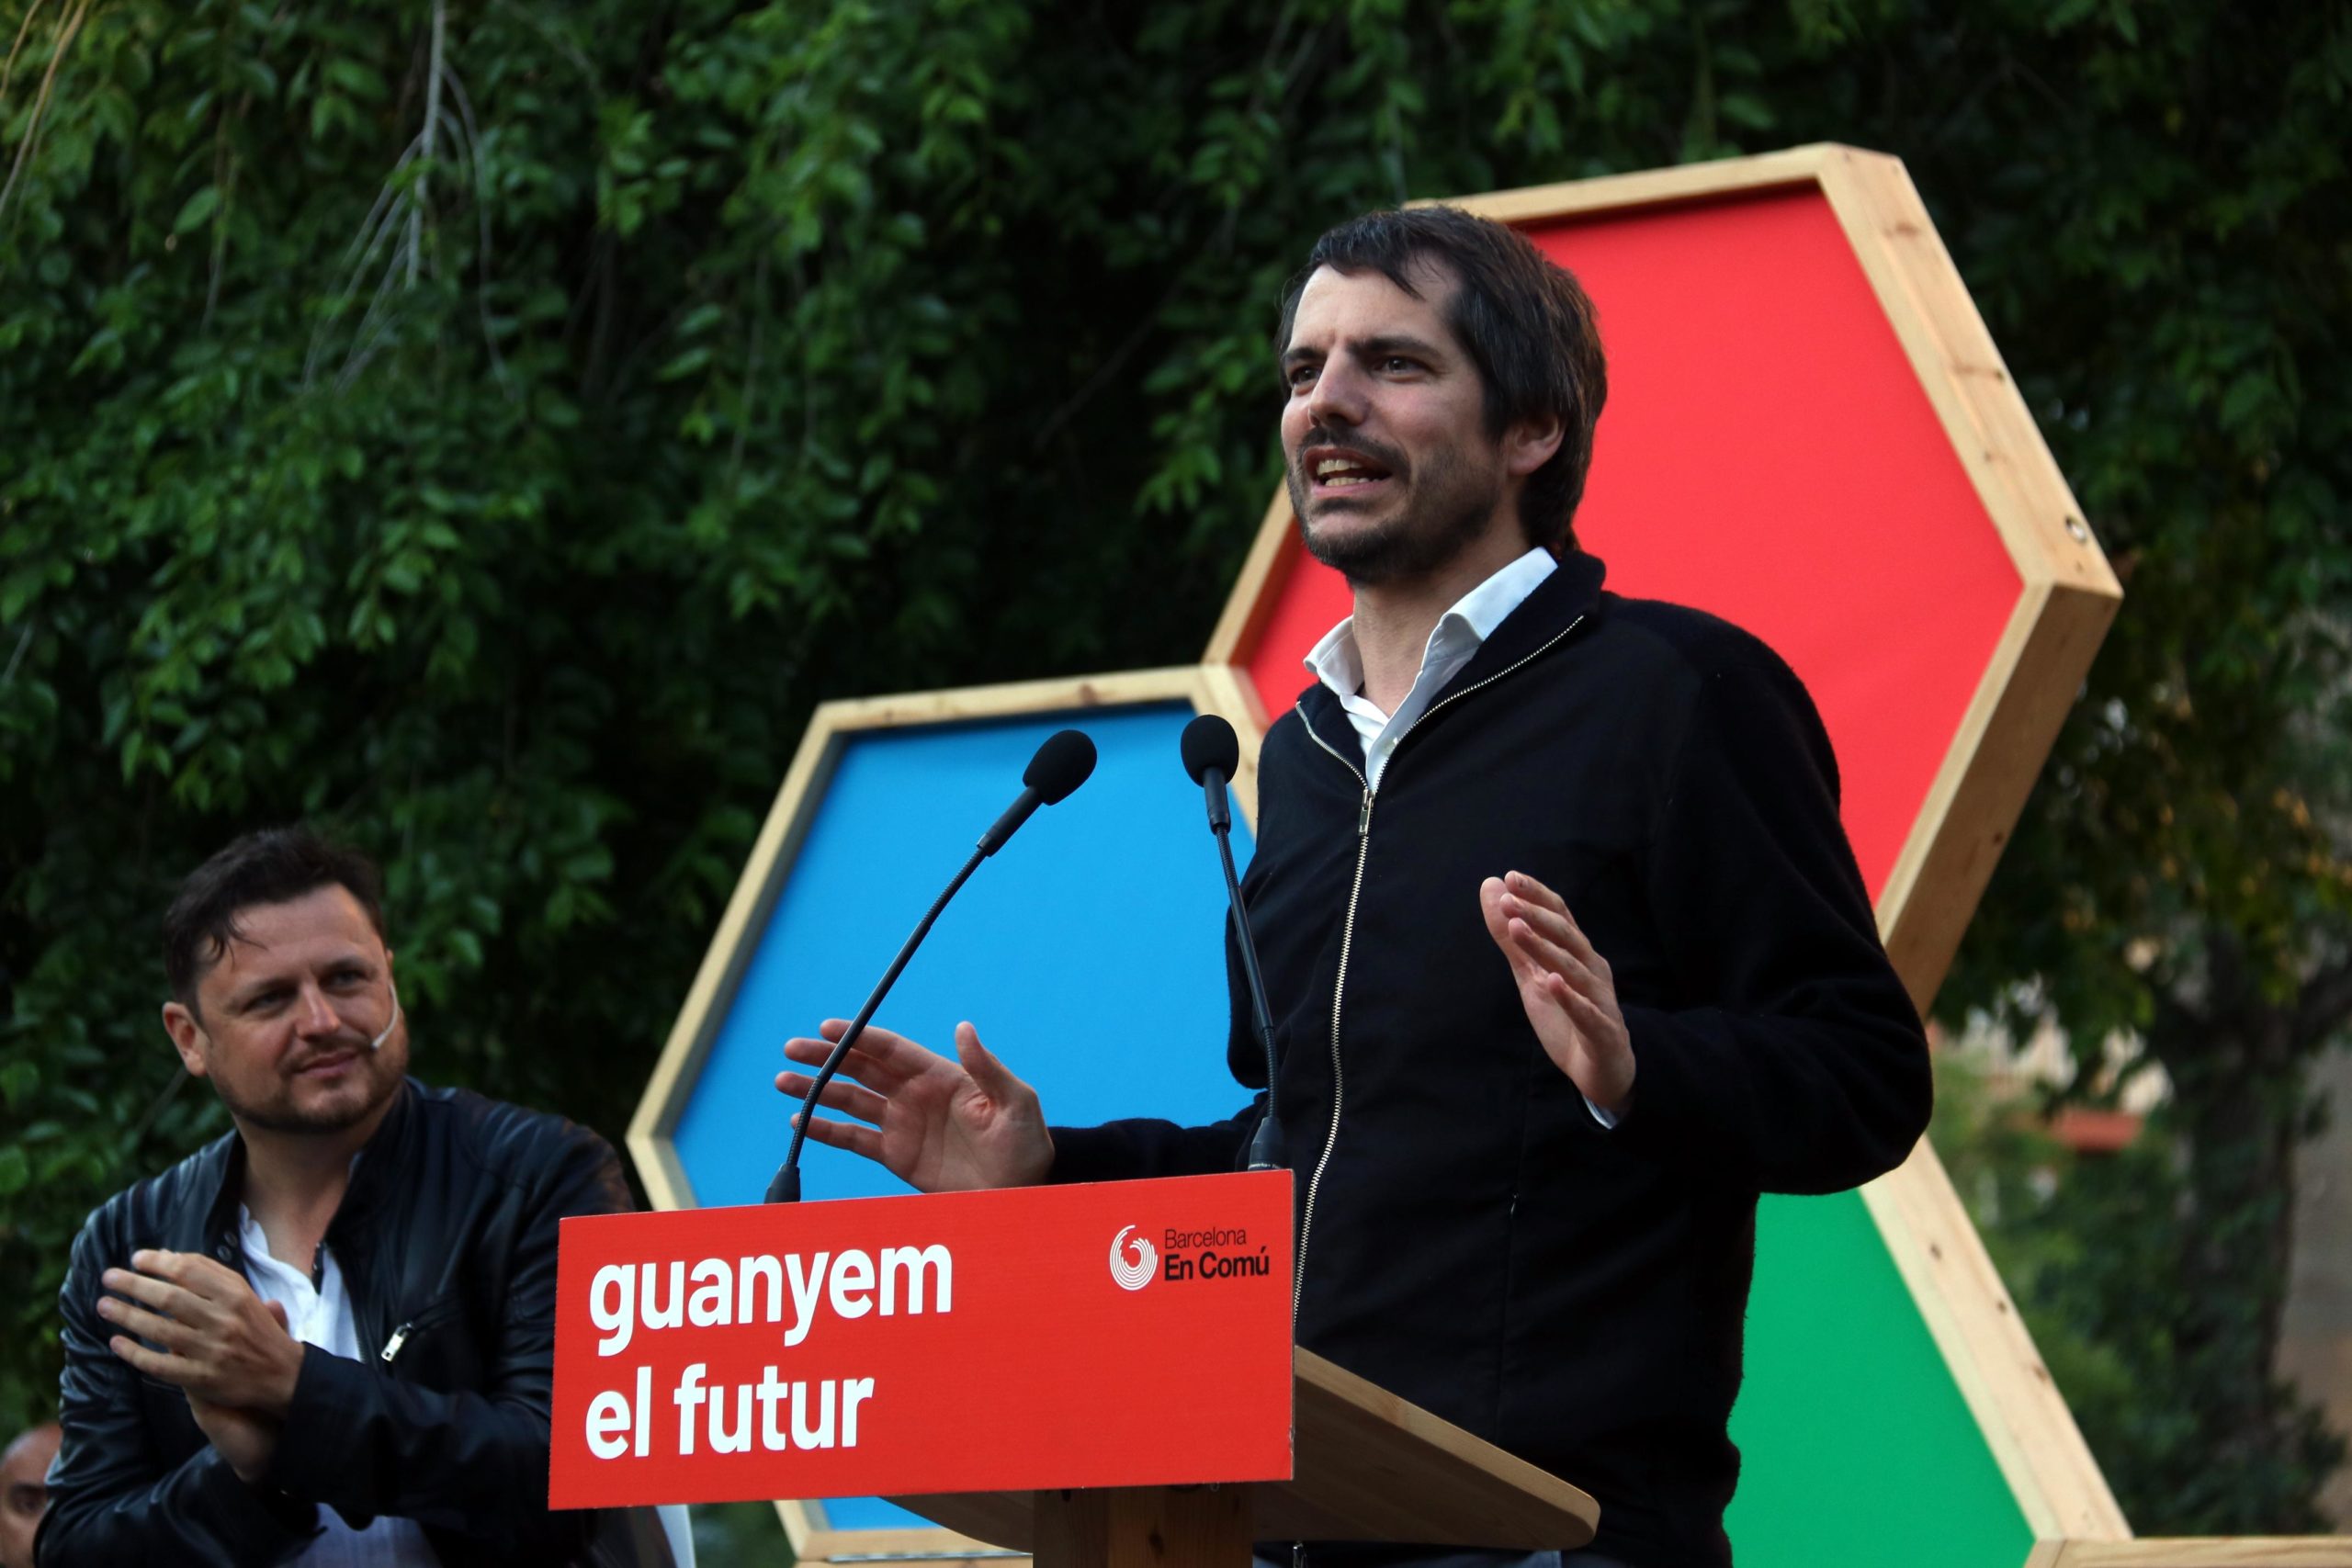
[171,185,220,233]
[3,0,2349,1534]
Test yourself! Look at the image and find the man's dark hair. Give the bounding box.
[163,827,387,1008]
[1276,205,1609,552]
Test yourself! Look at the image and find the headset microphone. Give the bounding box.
[368,983,402,1052]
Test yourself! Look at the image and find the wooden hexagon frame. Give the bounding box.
[626,663,1261,1558]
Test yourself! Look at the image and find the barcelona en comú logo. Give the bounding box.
[1108,1226,1159,1292]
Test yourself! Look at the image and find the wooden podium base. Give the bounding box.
[891,1350,1598,1562]
[1034,1485,1254,1568]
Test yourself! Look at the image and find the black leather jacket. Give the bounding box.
[39,1078,669,1568]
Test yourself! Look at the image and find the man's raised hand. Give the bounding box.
[775,1020,1054,1193]
[97,1251,305,1483]
[1480,870,1636,1118]
[97,1251,304,1410]
[187,1297,292,1483]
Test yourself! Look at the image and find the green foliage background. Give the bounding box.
[3,0,2348,1537]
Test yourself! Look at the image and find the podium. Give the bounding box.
[550,1171,1598,1563]
[890,1348,1600,1566]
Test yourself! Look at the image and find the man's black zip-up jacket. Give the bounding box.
[40,1077,670,1568]
[1051,552,1931,1568]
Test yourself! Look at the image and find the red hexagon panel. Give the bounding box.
[1210,144,2119,1017]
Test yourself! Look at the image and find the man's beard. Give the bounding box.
[1287,439,1504,585]
[214,1047,401,1135]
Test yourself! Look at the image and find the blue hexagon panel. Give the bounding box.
[665,702,1255,1533]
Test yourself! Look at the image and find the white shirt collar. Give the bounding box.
[1302,547,1558,787]
[1304,547,1557,695]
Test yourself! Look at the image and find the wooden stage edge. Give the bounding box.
[2046,1543,2352,1567]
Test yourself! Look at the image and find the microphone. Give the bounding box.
[1179,714,1284,1171]
[1180,713,1237,832]
[978,728,1097,856]
[767,728,1099,1203]
[368,983,401,1051]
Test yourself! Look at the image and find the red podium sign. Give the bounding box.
[549,1171,1294,1508]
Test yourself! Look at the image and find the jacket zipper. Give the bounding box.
[1288,612,1588,1304]
[379,1297,456,1363]
[1291,730,1371,1306]
[379,1297,460,1366]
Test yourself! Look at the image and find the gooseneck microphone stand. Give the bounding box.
[1181,714,1285,1171]
[765,728,1098,1203]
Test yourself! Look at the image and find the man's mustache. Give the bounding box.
[1294,427,1408,479]
[285,1032,373,1070]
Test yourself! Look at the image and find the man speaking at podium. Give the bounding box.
[780,209,1932,1568]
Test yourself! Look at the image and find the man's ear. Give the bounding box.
[161,1000,211,1080]
[1503,413,1566,479]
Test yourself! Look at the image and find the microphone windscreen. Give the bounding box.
[1024,728,1098,805]
[1180,713,1241,785]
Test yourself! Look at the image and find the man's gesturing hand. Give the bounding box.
[1480,870,1636,1118]
[98,1250,305,1482]
[775,1019,1054,1193]
[187,1301,292,1483]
